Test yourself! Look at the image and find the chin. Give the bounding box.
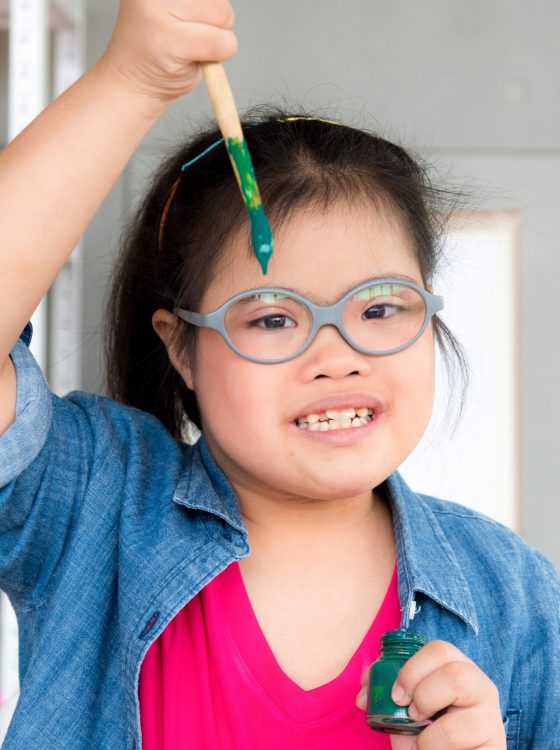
[301,475,382,501]
[314,454,396,490]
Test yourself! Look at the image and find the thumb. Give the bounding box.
[391,736,417,750]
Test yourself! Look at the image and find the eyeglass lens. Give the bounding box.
[223,283,427,360]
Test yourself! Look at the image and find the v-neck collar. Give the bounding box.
[213,560,399,725]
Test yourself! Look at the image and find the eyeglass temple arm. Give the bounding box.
[174,308,215,327]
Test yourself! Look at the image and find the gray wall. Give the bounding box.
[78,1,560,567]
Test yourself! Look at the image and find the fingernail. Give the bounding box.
[391,682,406,704]
[408,702,419,720]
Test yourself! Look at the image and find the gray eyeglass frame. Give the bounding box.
[173,278,444,364]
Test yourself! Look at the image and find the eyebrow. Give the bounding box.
[296,273,422,299]
[237,273,422,304]
[344,273,420,294]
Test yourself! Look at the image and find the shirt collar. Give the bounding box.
[173,433,248,536]
[385,471,479,635]
[174,434,478,635]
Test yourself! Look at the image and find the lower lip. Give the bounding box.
[288,413,384,445]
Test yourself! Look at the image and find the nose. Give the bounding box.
[300,323,373,379]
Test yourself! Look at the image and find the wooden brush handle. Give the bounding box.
[201,62,243,142]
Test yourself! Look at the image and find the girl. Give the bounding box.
[0,1,558,748]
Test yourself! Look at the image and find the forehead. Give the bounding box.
[203,202,422,307]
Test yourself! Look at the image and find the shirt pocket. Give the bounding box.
[503,709,521,750]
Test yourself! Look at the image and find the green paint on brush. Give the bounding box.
[227,137,273,274]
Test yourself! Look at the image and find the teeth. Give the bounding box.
[296,406,374,431]
[297,406,373,425]
[326,408,356,419]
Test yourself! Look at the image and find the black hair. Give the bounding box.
[104,105,468,440]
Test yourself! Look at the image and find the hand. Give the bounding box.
[99,0,238,102]
[356,640,506,749]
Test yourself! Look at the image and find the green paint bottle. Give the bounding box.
[366,629,430,735]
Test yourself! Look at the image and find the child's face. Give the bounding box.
[181,201,435,502]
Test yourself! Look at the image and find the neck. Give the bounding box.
[236,484,396,582]
[237,485,380,541]
[200,431,395,554]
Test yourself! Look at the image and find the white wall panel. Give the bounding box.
[400,213,520,530]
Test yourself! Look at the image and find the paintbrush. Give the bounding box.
[201,62,273,274]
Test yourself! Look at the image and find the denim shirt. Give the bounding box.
[0,324,559,749]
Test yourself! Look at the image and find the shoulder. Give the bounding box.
[420,490,533,552]
[418,490,560,615]
[60,389,177,443]
[13,321,183,450]
[419,489,548,568]
[54,389,192,481]
[420,491,520,542]
[7,332,188,479]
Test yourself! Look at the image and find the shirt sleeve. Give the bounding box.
[0,323,53,486]
[0,324,102,610]
[0,322,185,617]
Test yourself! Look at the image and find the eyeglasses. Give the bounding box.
[173,278,444,364]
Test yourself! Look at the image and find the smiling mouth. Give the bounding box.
[295,407,375,432]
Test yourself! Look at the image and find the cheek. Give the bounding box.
[391,333,436,427]
[401,336,435,420]
[375,336,435,474]
[192,332,272,430]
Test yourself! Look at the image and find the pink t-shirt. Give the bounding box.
[139,560,400,749]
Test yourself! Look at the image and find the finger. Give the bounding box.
[408,661,498,720]
[392,640,473,705]
[360,665,370,688]
[390,736,416,750]
[356,687,367,711]
[167,0,235,29]
[165,22,239,63]
[357,663,372,710]
[416,706,498,750]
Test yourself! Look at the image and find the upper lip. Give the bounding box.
[292,393,386,421]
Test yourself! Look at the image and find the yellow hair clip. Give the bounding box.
[281,116,341,126]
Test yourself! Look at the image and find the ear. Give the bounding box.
[152,309,195,391]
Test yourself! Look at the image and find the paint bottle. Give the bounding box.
[366,629,430,735]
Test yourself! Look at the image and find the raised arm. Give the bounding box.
[0,0,237,433]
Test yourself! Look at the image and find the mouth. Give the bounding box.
[294,406,375,432]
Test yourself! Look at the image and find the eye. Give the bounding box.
[251,314,297,329]
[363,304,402,319]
